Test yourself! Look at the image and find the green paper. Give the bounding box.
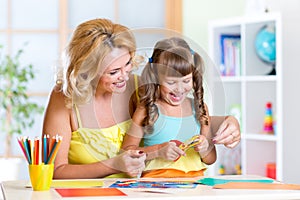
[197,178,274,186]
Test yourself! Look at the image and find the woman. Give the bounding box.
[42,18,240,179]
[42,18,146,179]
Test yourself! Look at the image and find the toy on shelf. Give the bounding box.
[218,165,225,175]
[235,164,242,175]
[216,143,241,175]
[263,102,274,134]
[266,162,276,179]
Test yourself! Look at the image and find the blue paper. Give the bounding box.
[197,178,274,186]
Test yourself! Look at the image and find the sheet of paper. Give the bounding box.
[51,179,104,188]
[213,182,300,190]
[26,179,104,188]
[197,177,273,186]
[55,188,126,197]
[109,180,197,188]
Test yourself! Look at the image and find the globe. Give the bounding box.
[255,25,276,65]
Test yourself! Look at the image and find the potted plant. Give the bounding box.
[0,45,44,180]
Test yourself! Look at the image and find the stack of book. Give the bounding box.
[219,34,241,76]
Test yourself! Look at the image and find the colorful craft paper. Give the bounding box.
[55,188,126,197]
[109,180,197,188]
[197,177,274,186]
[51,180,104,188]
[26,179,104,188]
[213,182,300,190]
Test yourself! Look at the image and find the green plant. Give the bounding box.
[0,45,44,157]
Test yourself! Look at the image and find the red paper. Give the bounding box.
[55,188,127,197]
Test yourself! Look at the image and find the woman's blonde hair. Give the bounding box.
[58,18,137,108]
[139,37,209,134]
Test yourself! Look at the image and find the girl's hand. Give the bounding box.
[157,141,185,161]
[212,116,241,148]
[194,135,213,158]
[112,150,146,177]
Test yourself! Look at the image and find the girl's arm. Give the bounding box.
[194,135,216,165]
[122,106,184,161]
[42,88,145,179]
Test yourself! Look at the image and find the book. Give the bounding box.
[220,34,241,76]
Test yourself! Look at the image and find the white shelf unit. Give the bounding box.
[208,13,283,180]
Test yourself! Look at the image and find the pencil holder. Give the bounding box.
[28,164,54,191]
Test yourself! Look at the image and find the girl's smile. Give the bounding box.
[159,73,193,106]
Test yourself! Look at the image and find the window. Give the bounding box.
[0,0,182,156]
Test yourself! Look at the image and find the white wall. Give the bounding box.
[182,0,246,51]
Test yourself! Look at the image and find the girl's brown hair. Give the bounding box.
[139,37,209,134]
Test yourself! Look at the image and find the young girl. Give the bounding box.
[122,37,216,178]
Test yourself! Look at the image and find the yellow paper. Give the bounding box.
[51,180,104,188]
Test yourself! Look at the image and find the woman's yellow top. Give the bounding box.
[68,104,132,178]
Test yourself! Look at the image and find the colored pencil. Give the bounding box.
[17,135,62,165]
[25,137,32,164]
[46,136,62,164]
[43,135,48,163]
[17,137,29,163]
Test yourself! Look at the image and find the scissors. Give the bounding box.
[179,135,202,151]
[170,135,202,161]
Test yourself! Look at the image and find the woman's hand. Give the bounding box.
[112,150,146,177]
[212,116,241,148]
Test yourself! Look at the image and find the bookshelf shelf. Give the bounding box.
[242,133,278,142]
[208,13,283,180]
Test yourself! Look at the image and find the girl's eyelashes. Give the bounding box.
[166,81,176,85]
[183,78,192,83]
[165,79,191,85]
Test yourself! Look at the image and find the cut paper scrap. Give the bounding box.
[197,177,273,186]
[213,182,300,190]
[55,188,126,197]
[109,180,197,188]
[51,179,104,188]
